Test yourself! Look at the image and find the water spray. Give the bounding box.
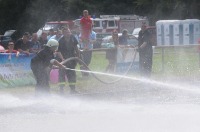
[59,48,138,84]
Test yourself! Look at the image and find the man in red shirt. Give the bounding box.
[80,10,92,49]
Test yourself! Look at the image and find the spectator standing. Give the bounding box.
[58,27,80,94]
[0,45,5,53]
[31,39,66,95]
[6,41,19,53]
[15,32,31,55]
[39,32,48,49]
[5,41,19,60]
[72,30,80,43]
[138,23,153,78]
[30,33,41,53]
[47,29,55,40]
[80,10,92,49]
[105,30,119,72]
[119,29,128,45]
[50,29,63,62]
[79,30,96,77]
[50,29,63,41]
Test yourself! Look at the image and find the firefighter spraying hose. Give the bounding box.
[31,38,138,96]
[31,39,67,95]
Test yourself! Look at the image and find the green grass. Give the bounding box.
[152,47,200,78]
[2,46,200,93]
[89,51,108,71]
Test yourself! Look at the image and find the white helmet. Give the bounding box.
[46,39,59,47]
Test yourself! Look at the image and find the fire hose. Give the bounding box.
[59,48,138,84]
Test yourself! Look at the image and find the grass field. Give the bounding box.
[153,47,200,78]
[1,46,200,94]
[89,47,200,78]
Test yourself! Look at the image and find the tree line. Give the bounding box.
[0,0,199,36]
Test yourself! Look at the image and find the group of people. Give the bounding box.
[31,10,96,96]
[0,30,60,55]
[31,27,81,96]
[1,9,153,96]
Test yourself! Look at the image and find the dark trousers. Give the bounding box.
[80,50,92,76]
[81,50,92,66]
[31,63,50,95]
[59,61,76,90]
[139,48,153,78]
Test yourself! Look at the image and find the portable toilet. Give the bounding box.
[163,21,171,45]
[182,20,189,45]
[156,20,179,46]
[156,20,164,45]
[182,19,200,45]
[193,19,200,44]
[173,20,181,45]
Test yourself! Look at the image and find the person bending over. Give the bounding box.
[31,39,66,96]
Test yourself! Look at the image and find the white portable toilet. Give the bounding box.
[193,19,200,44]
[164,20,179,45]
[163,21,170,45]
[156,19,200,46]
[156,20,164,46]
[156,20,179,45]
[173,20,181,45]
[182,20,189,45]
[182,19,200,45]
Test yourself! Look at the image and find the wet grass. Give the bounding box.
[153,47,200,77]
[1,47,200,94]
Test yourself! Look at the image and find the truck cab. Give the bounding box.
[37,21,74,36]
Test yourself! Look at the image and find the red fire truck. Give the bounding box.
[73,15,149,48]
[74,15,149,34]
[38,15,148,35]
[37,15,149,47]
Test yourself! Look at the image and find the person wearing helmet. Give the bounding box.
[31,39,66,95]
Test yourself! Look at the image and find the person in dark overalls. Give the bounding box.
[58,27,80,94]
[31,39,66,95]
[138,23,153,78]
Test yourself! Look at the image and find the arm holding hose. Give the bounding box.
[139,42,147,49]
[137,42,147,52]
[50,59,66,69]
[75,45,81,58]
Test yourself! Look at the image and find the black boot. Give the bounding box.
[59,86,64,95]
[70,85,79,94]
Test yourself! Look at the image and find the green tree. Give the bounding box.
[0,0,199,37]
